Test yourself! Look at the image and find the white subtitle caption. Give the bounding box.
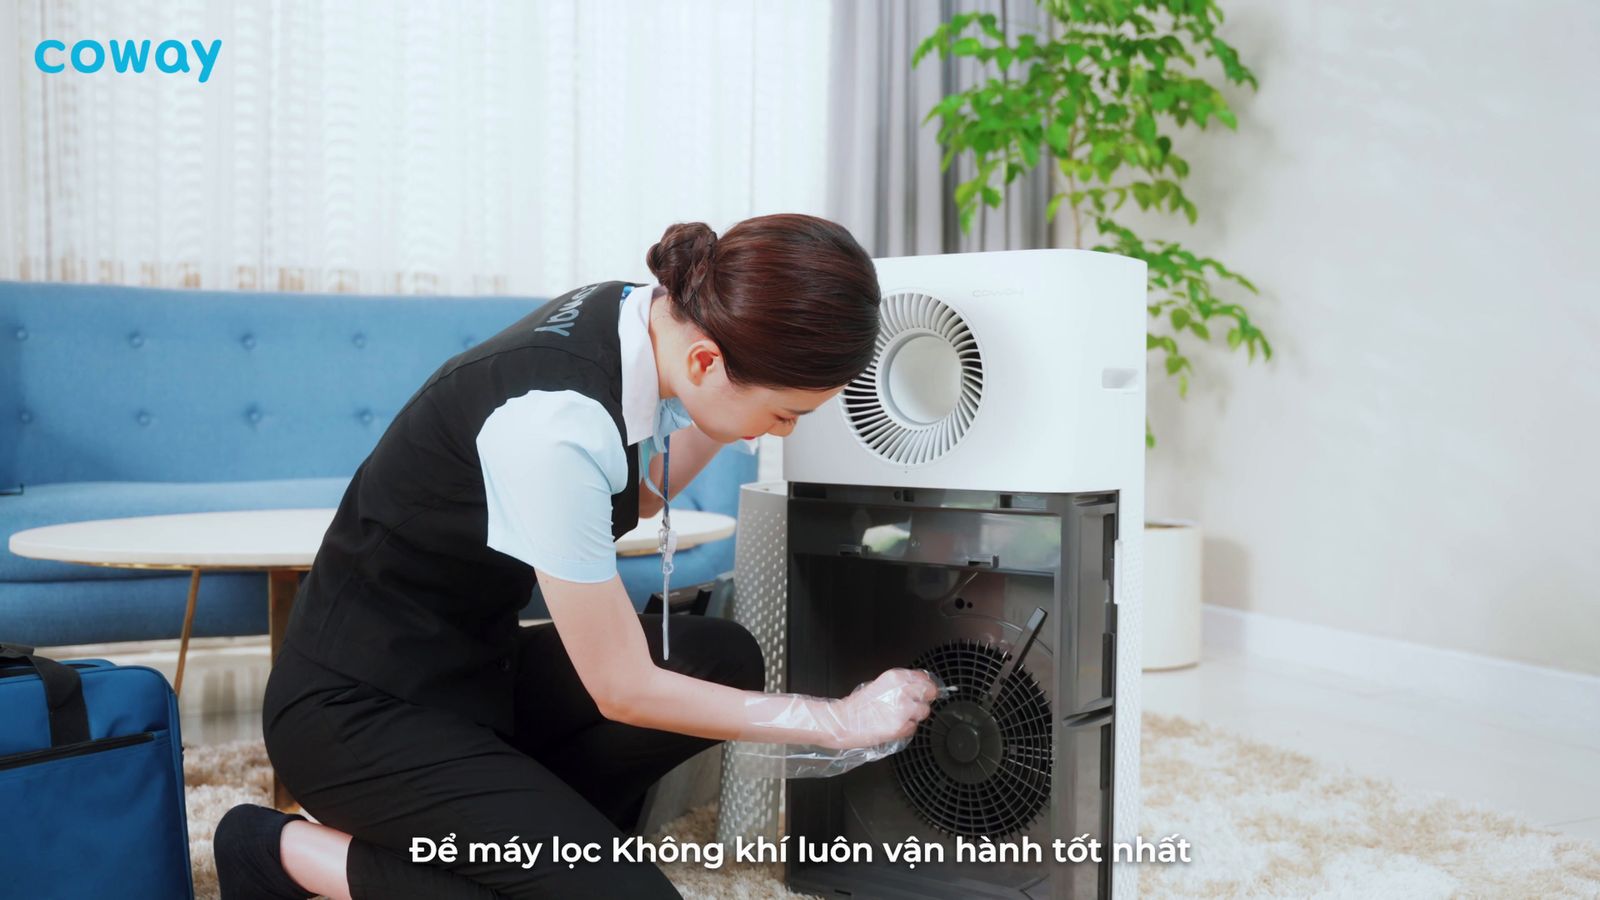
[409,832,1192,870]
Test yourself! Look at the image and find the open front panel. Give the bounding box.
[784,485,1117,899]
[1063,710,1116,900]
[785,488,1116,717]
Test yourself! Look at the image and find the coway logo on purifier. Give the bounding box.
[34,39,223,83]
[534,283,604,337]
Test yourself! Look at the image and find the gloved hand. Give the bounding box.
[740,668,943,751]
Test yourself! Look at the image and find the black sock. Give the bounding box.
[213,803,317,900]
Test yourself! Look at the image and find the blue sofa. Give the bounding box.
[0,281,755,647]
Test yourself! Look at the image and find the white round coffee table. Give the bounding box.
[10,509,336,696]
[8,506,737,691]
[616,509,737,556]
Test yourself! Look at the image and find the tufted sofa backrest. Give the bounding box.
[0,281,543,486]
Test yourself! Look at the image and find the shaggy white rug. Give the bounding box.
[182,713,1600,899]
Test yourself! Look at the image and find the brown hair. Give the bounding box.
[645,213,880,391]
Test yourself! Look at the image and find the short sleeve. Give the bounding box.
[476,389,628,583]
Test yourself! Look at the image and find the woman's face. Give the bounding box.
[674,338,842,444]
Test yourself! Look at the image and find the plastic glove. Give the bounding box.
[741,667,941,749]
[727,735,920,780]
[729,669,952,779]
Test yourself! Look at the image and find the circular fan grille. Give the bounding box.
[842,291,983,466]
[892,639,1053,838]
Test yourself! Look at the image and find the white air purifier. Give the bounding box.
[779,248,1145,899]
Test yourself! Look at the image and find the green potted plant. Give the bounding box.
[915,0,1271,668]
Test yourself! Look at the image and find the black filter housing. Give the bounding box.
[785,482,1119,899]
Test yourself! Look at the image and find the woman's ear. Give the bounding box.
[684,339,723,387]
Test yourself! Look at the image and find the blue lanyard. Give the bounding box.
[628,285,679,659]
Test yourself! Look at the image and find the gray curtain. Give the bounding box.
[827,0,1057,258]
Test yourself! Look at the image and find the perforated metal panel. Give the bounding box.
[716,482,789,844]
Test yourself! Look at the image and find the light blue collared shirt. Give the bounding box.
[475,283,753,583]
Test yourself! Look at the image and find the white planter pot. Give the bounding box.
[1141,519,1203,670]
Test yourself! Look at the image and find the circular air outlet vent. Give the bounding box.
[892,638,1052,838]
[842,291,983,466]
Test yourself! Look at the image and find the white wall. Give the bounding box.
[1119,2,1600,675]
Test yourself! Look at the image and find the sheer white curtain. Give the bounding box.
[827,0,1056,259]
[0,0,832,295]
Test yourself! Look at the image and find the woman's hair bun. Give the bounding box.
[639,213,880,391]
[646,222,718,314]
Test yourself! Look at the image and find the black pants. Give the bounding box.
[262,614,764,899]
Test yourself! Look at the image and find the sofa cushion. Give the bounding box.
[0,478,348,582]
[0,281,539,487]
[0,571,282,646]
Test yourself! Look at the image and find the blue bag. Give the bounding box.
[0,641,195,899]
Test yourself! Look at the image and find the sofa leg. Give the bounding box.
[173,568,202,696]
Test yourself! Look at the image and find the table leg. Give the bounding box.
[267,570,298,664]
[267,569,300,810]
[173,569,202,696]
[272,772,299,812]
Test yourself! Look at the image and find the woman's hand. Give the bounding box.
[823,668,940,749]
[739,668,940,751]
